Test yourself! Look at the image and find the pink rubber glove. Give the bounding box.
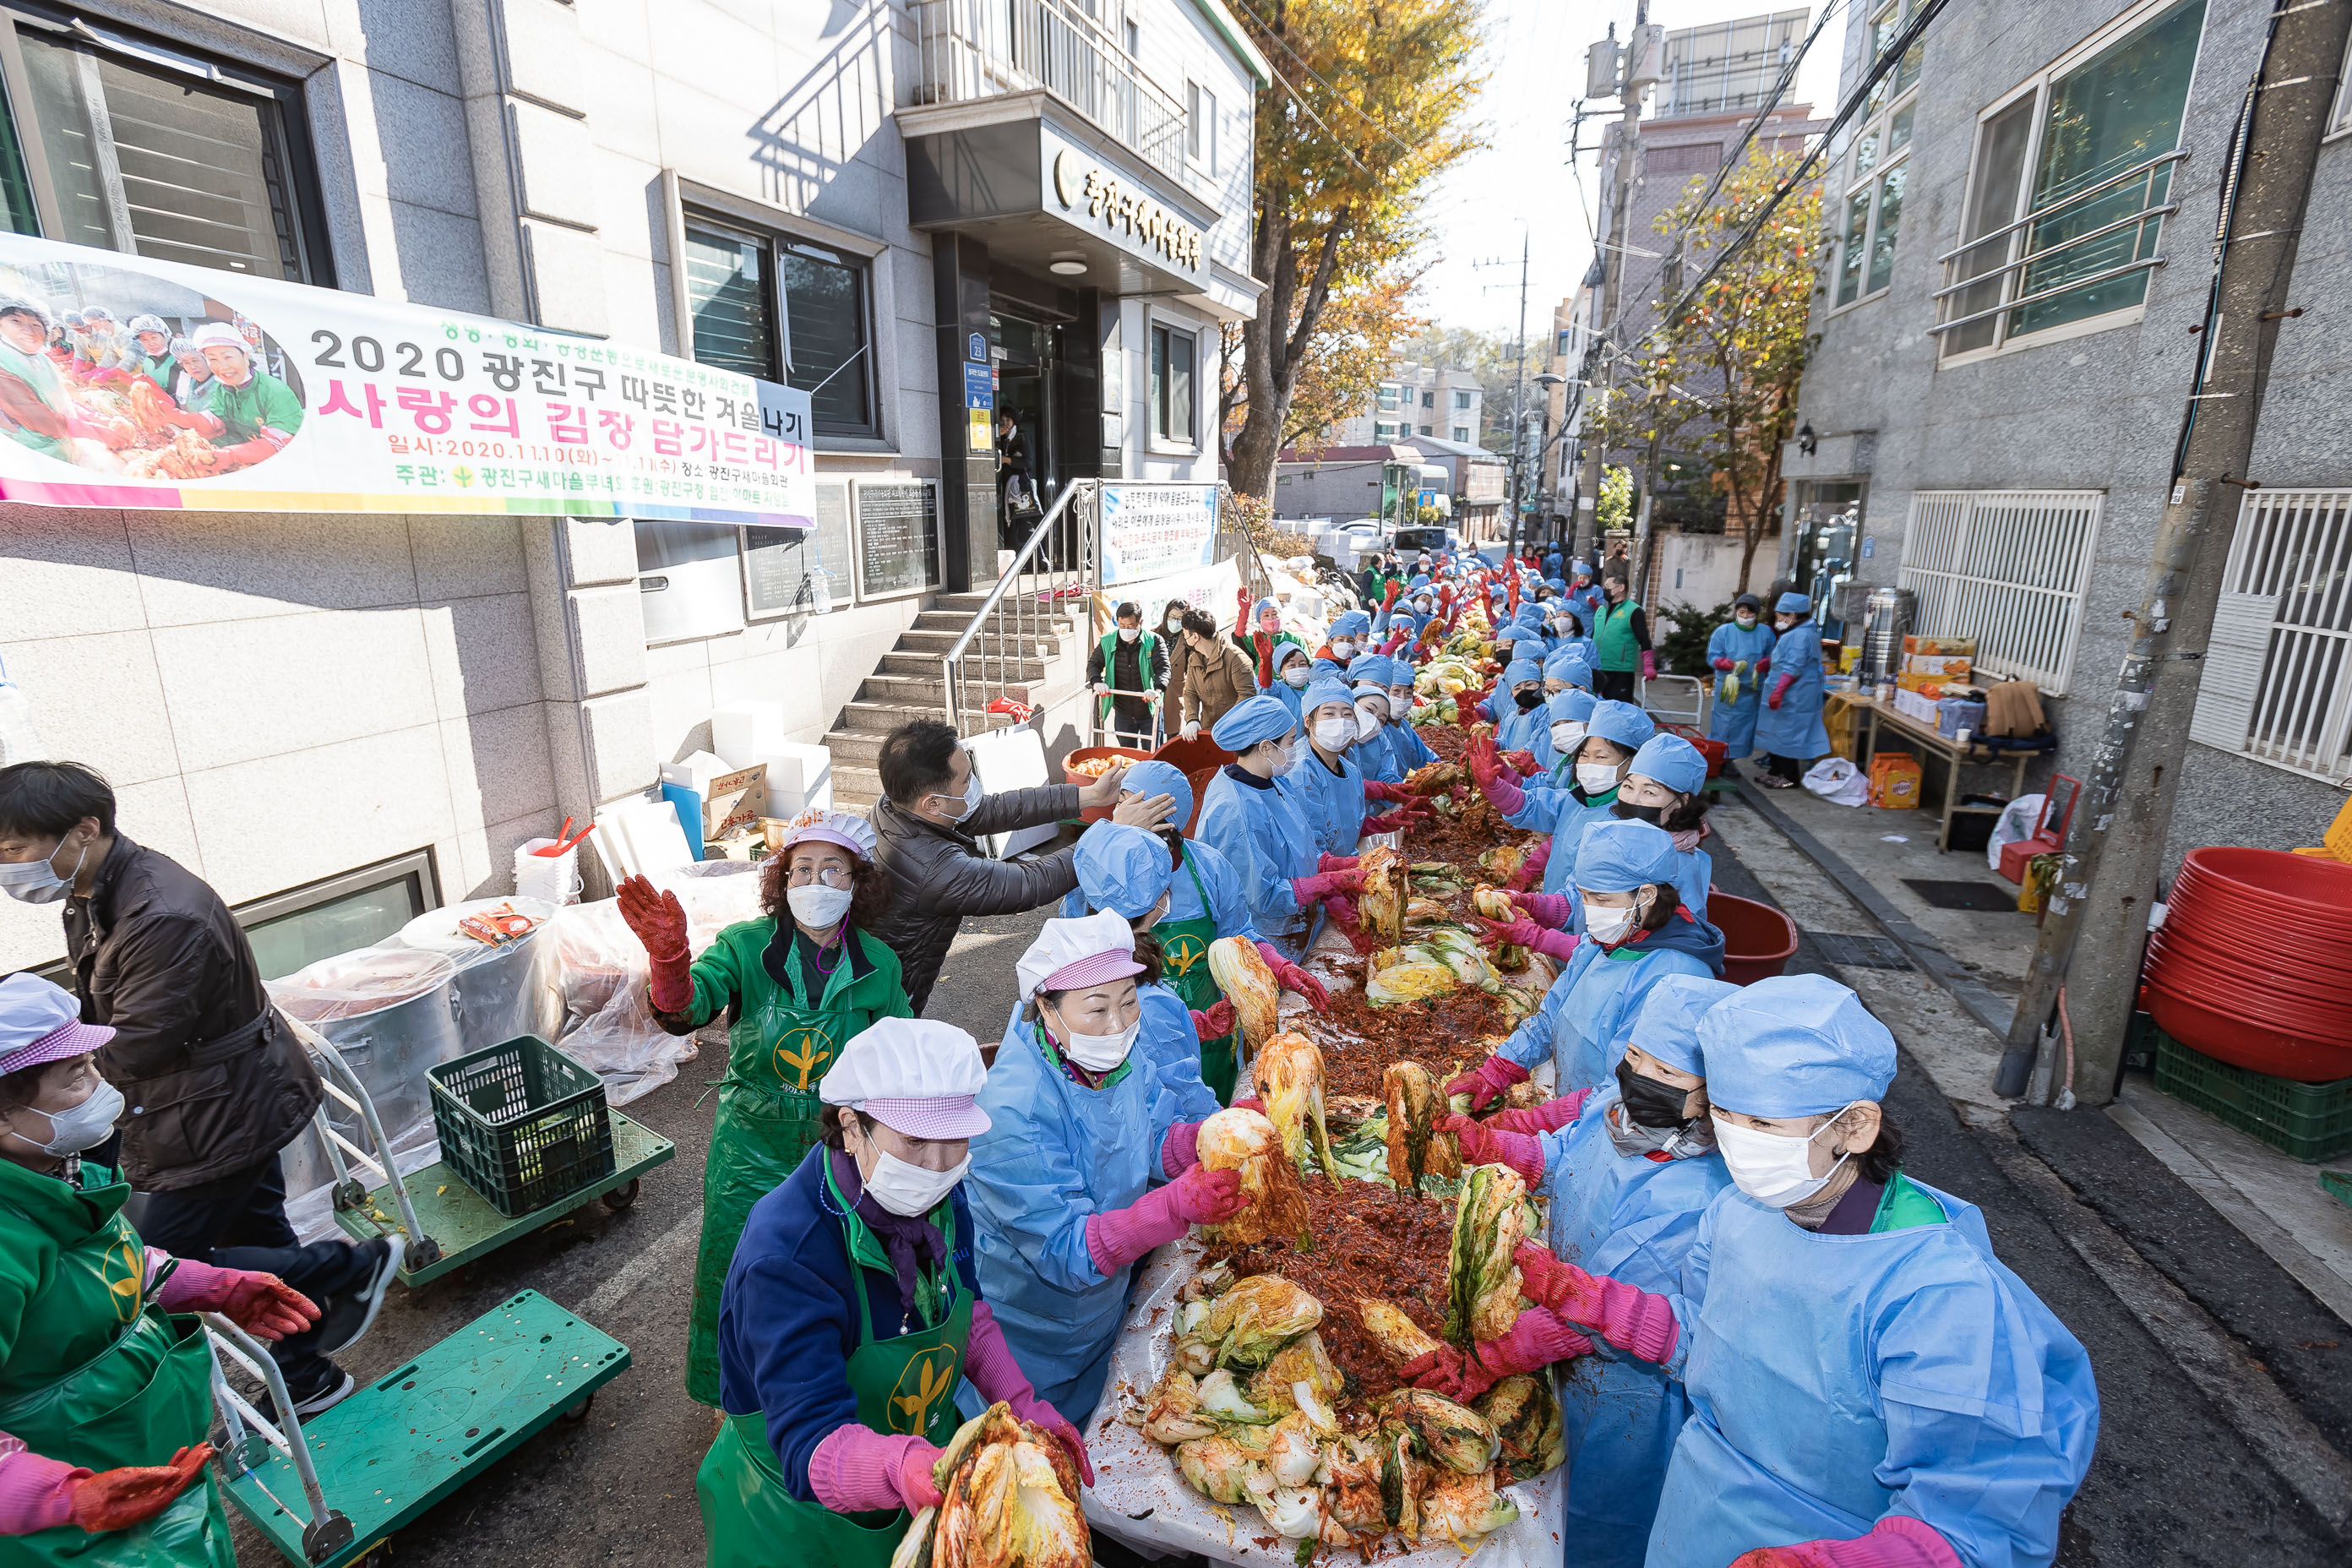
[1190,999,1236,1042]
[1768,672,1794,710]
[1467,915,1578,963]
[1642,651,1658,681]
[0,1440,85,1536]
[155,1256,318,1341]
[1437,1113,1544,1185]
[1086,1166,1245,1275]
[809,1425,942,1513]
[1474,757,1527,816]
[1315,852,1361,872]
[1730,1517,1963,1568]
[1256,943,1331,1011]
[1161,1119,1203,1178]
[1512,890,1572,928]
[965,1303,1094,1485]
[1288,869,1364,907]
[1507,839,1549,893]
[1401,1308,1595,1402]
[1362,802,1429,836]
[1363,781,1411,804]
[1756,656,1772,673]
[1321,894,1362,933]
[1444,1054,1530,1111]
[1489,1088,1592,1135]
[1513,1242,1679,1364]
[1712,656,1735,672]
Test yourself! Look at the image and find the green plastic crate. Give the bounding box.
[2322,1170,2352,1212]
[429,1035,615,1217]
[2153,1033,2352,1163]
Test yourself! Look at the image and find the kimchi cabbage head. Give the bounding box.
[1445,1163,1528,1349]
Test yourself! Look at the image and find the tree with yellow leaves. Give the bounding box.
[1599,144,1823,593]
[1222,0,1486,496]
[1223,259,1428,461]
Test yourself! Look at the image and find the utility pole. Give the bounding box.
[1475,236,1533,556]
[1999,0,2352,1107]
[1574,2,1651,567]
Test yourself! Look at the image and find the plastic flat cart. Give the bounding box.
[206,1292,631,1567]
[293,1021,675,1289]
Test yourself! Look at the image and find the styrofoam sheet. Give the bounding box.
[1081,1236,1570,1566]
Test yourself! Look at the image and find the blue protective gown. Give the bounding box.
[1567,583,1604,624]
[1754,620,1832,761]
[1282,744,1367,859]
[1647,1182,2099,1568]
[1501,775,1620,897]
[1355,721,1405,785]
[1496,696,1550,759]
[1535,1087,1732,1568]
[1375,717,1439,782]
[967,1011,1190,1424]
[1136,980,1222,1125]
[1497,919,1724,1092]
[1268,676,1308,727]
[1706,619,1780,759]
[1195,765,1321,960]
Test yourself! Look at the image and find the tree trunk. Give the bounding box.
[1228,199,1350,498]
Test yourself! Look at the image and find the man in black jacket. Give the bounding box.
[0,761,399,1415]
[866,721,1173,1012]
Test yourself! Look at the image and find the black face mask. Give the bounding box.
[1515,689,1544,712]
[1612,798,1666,826]
[1615,1058,1697,1130]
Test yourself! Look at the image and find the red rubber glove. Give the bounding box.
[1258,943,1331,1011]
[1380,626,1410,656]
[68,1446,212,1533]
[1512,1241,1679,1364]
[1642,651,1658,681]
[1489,1088,1593,1135]
[1510,890,1572,928]
[1712,656,1735,672]
[1502,749,1540,777]
[1191,999,1236,1041]
[1469,738,1527,816]
[159,1261,318,1341]
[1362,780,1411,804]
[616,873,694,1011]
[1237,585,1255,622]
[1465,733,1501,791]
[1767,672,1795,710]
[1507,839,1549,893]
[1315,852,1362,871]
[1756,656,1772,673]
[1086,1166,1246,1274]
[1437,1113,1544,1185]
[1381,580,1403,608]
[1289,868,1364,906]
[1402,1309,1594,1403]
[1362,798,1431,836]
[1444,1054,1531,1111]
[1729,1518,1963,1568]
[1467,914,1578,963]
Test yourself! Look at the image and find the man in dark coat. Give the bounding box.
[0,760,399,1415]
[865,721,1172,1012]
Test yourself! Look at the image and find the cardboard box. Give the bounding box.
[1896,670,1949,696]
[1903,652,1972,678]
[1892,687,1942,724]
[1868,753,1923,808]
[1903,634,1976,656]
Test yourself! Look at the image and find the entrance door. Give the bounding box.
[992,313,1054,553]
[1790,480,1865,638]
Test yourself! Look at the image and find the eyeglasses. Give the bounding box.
[786,864,854,890]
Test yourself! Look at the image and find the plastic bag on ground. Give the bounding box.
[1988,793,2046,874]
[1802,756,1869,807]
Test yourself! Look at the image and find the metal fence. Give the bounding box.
[1897,489,2103,694]
[2188,487,2352,784]
[911,0,1189,183]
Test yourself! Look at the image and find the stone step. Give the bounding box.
[829,761,883,809]
[895,627,1066,657]
[909,606,1085,637]
[856,673,953,710]
[879,650,1048,682]
[836,698,942,737]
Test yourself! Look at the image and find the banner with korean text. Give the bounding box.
[1097,481,1218,586]
[0,232,813,528]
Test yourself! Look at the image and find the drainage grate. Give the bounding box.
[1807,932,1916,971]
[1902,878,2023,912]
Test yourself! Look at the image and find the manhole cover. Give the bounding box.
[1902,878,2022,912]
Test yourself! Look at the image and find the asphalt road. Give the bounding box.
[222,829,2349,1565]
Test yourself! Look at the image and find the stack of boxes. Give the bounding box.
[1893,636,1974,726]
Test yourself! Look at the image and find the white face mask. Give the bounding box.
[1261,741,1300,778]
[1356,702,1386,739]
[1710,1104,1860,1208]
[1390,689,1413,710]
[1549,722,1580,752]
[1281,666,1309,689]
[1331,639,1356,659]
[1313,716,1355,753]
[1118,626,1141,643]
[933,767,983,822]
[860,1144,970,1217]
[1051,1004,1141,1072]
[786,882,854,929]
[1735,613,1756,628]
[1576,761,1621,795]
[4,1079,123,1157]
[0,841,84,906]
[1582,896,1642,947]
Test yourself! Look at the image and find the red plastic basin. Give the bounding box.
[2177,847,2352,919]
[1064,745,1153,822]
[2148,928,2352,1003]
[2142,979,2352,1082]
[1711,893,1799,985]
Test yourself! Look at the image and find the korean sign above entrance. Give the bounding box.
[1048,143,1205,276]
[0,233,813,528]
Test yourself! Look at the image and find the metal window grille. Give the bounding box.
[2188,488,2352,784]
[912,0,1187,182]
[1897,489,2103,694]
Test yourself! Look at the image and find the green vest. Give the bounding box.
[1096,629,1161,722]
[1594,598,1642,672]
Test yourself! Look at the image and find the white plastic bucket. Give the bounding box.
[514,839,582,904]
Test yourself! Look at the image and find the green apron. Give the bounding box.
[689,929,901,1407]
[696,1161,972,1568]
[1156,853,1238,1105]
[0,1163,232,1568]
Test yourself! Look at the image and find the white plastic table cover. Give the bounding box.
[1081,1236,1570,1567]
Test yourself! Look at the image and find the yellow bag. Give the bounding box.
[1866,753,1922,809]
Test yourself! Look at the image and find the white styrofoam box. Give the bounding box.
[711,701,787,765]
[763,781,834,819]
[965,724,1058,859]
[749,739,832,798]
[591,797,694,881]
[660,749,736,794]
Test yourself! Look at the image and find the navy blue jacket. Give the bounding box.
[717,1152,983,1500]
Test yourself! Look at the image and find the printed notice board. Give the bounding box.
[853,479,939,600]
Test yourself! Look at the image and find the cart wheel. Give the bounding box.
[560,1394,595,1423]
[601,1179,641,1211]
[356,1545,395,1568]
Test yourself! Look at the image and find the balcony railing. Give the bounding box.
[912,0,1189,185]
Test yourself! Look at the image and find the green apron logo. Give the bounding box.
[1162,933,1208,977]
[100,1234,143,1323]
[773,1026,836,1091]
[889,1348,958,1435]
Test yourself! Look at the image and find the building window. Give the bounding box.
[1828,0,1921,309]
[1452,425,1470,442]
[1375,421,1399,438]
[235,852,438,983]
[1897,489,2103,694]
[1124,17,1139,55]
[1186,80,1217,174]
[1418,424,1432,436]
[1419,390,1434,409]
[2189,487,2352,783]
[1150,320,1195,444]
[1453,389,1473,411]
[683,214,878,438]
[1376,384,1400,411]
[1936,0,2208,357]
[0,11,330,282]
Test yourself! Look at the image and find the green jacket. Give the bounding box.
[0,1156,140,1400]
[678,918,912,1088]
[209,368,304,444]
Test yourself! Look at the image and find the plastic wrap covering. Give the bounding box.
[545,859,764,1103]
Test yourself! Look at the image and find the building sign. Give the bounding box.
[1050,147,1204,274]
[1099,481,1218,586]
[0,232,813,528]
[962,362,994,455]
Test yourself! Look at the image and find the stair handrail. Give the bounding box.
[940,479,1094,737]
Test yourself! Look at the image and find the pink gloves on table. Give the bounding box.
[1729,1517,1962,1568]
[1437,1113,1544,1186]
[1444,1054,1530,1112]
[1257,942,1330,1011]
[1085,1165,1245,1276]
[1401,1308,1595,1403]
[1489,1089,1591,1135]
[1513,1242,1679,1364]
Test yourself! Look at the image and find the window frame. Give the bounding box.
[1452,425,1471,442]
[1185,79,1217,175]
[0,3,335,286]
[1147,316,1200,450]
[1934,0,2210,364]
[1824,0,1922,315]
[232,850,439,983]
[2330,28,2352,142]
